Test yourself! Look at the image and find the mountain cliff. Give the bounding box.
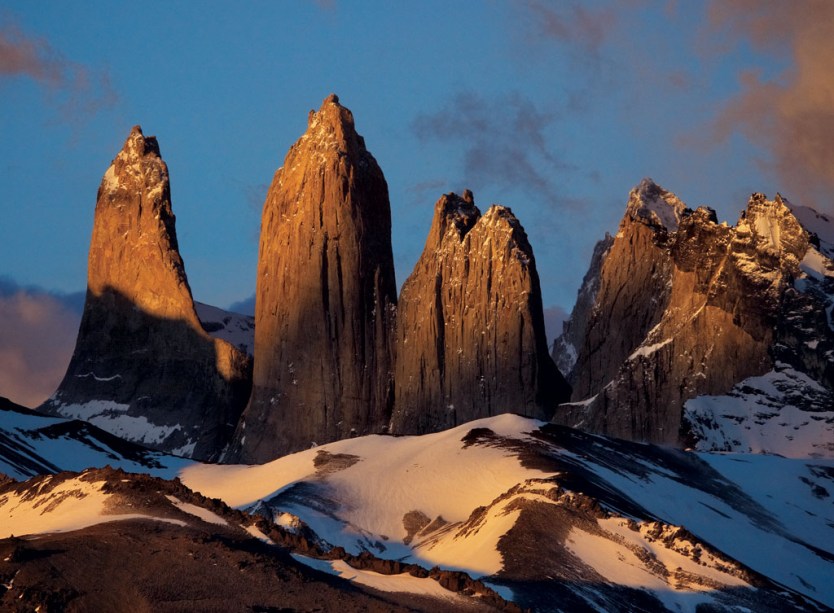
[391,191,570,433]
[229,95,398,463]
[40,127,252,461]
[554,179,834,454]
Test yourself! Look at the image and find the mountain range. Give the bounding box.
[1,95,833,611]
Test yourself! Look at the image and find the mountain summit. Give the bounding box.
[554,180,834,455]
[228,95,398,462]
[391,191,570,433]
[40,126,252,460]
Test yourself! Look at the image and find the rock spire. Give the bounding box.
[229,95,398,462]
[391,191,570,433]
[41,127,252,460]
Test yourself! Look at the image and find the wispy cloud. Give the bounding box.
[412,91,570,205]
[522,0,618,64]
[707,0,834,213]
[0,279,83,407]
[0,20,118,122]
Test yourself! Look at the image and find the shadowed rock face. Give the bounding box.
[229,95,397,463]
[553,179,831,446]
[40,127,251,460]
[391,191,570,434]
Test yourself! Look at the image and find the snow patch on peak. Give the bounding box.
[789,202,834,259]
[627,178,688,231]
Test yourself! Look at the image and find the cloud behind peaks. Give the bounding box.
[709,0,834,213]
[0,282,81,408]
[412,91,569,204]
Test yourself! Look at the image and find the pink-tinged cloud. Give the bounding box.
[0,291,80,408]
[709,0,834,213]
[0,23,63,82]
[0,21,117,120]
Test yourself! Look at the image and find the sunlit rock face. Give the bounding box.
[229,95,398,463]
[554,179,834,451]
[40,127,252,460]
[390,191,570,434]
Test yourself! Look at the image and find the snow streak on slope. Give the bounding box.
[180,415,834,612]
[292,554,471,603]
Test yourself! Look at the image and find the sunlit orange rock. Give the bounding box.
[41,127,251,460]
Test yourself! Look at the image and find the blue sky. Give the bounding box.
[2,1,833,404]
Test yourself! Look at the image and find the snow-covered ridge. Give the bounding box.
[4,410,833,611]
[0,474,187,539]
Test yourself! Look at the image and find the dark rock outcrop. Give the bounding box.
[391,191,570,433]
[551,232,614,378]
[554,179,834,448]
[229,95,397,462]
[40,127,252,460]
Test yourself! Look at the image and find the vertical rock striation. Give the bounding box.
[41,127,252,460]
[554,179,833,451]
[391,191,570,434]
[230,95,397,462]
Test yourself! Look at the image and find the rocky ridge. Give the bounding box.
[392,191,569,433]
[40,127,252,461]
[229,95,398,462]
[554,178,834,452]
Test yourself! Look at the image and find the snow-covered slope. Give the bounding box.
[194,301,255,356]
[684,364,834,457]
[0,401,186,481]
[180,414,834,612]
[1,468,492,612]
[4,408,832,611]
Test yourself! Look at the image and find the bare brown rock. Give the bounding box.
[229,95,397,462]
[554,179,816,444]
[391,192,569,434]
[40,127,252,460]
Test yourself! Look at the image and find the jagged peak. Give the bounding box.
[121,125,161,159]
[479,205,534,265]
[626,177,688,231]
[300,93,367,153]
[99,126,168,201]
[431,191,481,244]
